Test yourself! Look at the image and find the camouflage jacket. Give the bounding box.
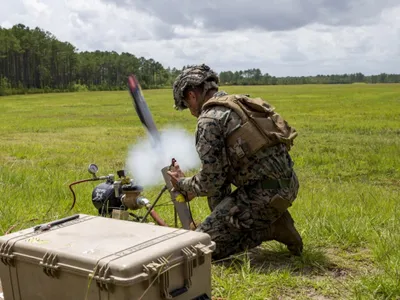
[177,91,296,203]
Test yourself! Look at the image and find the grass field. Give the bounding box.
[1,84,399,299]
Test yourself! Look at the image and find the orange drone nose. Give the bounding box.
[128,75,136,89]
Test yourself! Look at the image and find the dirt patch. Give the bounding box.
[307,292,334,300]
[268,287,338,300]
[213,245,379,299]
[244,246,340,276]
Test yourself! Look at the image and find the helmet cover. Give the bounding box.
[172,64,219,110]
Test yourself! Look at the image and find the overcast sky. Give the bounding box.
[1,0,399,76]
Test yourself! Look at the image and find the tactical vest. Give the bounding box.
[202,94,298,171]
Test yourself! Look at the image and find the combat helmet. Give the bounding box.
[172,64,219,110]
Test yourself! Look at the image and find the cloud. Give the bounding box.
[1,0,399,76]
[101,0,399,31]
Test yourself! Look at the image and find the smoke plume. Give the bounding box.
[125,126,201,187]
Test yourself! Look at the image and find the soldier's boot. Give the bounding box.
[271,210,303,256]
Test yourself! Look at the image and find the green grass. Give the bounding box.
[1,84,400,299]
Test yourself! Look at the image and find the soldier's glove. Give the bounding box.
[226,205,253,229]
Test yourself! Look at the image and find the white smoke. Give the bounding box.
[125,126,201,187]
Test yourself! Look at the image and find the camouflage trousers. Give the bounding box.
[195,172,300,260]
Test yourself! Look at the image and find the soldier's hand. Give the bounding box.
[171,159,185,177]
[167,159,185,190]
[167,159,197,201]
[167,170,181,190]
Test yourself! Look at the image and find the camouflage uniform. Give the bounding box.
[172,65,303,260]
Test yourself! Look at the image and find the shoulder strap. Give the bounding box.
[202,94,275,122]
[202,94,248,121]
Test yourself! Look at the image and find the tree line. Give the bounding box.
[1,24,399,96]
[218,69,400,85]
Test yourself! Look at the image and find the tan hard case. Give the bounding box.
[0,214,215,300]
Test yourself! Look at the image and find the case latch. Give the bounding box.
[143,256,192,300]
[40,252,59,278]
[0,242,15,266]
[143,256,170,277]
[182,246,197,289]
[194,242,215,266]
[93,264,113,292]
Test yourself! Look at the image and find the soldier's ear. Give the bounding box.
[187,90,197,101]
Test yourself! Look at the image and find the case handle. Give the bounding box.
[167,286,189,298]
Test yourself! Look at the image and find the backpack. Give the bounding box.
[202,94,298,162]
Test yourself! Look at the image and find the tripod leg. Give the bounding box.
[140,185,167,223]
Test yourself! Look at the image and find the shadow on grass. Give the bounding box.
[212,242,343,277]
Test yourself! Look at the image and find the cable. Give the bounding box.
[187,200,197,229]
[68,178,97,213]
